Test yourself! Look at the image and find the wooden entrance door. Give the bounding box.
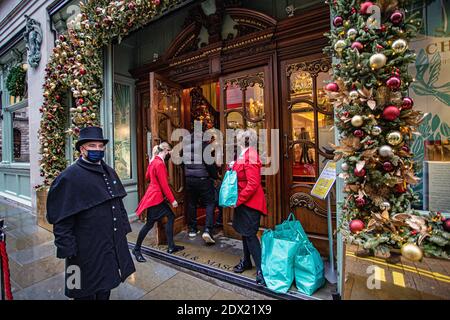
[219,67,277,239]
[149,72,186,245]
[281,57,336,256]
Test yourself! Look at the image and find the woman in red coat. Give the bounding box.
[231,129,267,286]
[132,142,184,262]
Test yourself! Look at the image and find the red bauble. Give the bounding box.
[351,41,364,52]
[355,198,366,207]
[354,167,366,177]
[383,162,394,172]
[152,0,160,4]
[333,16,343,27]
[382,105,400,121]
[80,68,86,75]
[128,2,136,10]
[402,97,414,110]
[390,10,404,25]
[82,107,88,112]
[443,218,450,232]
[360,1,373,14]
[55,95,61,102]
[78,98,85,105]
[350,219,365,233]
[59,35,65,41]
[325,82,339,92]
[351,7,357,14]
[387,76,401,90]
[353,129,364,138]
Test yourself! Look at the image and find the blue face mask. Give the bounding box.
[86,150,104,162]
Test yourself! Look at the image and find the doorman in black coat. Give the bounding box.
[46,126,136,300]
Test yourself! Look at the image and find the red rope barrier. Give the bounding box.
[0,241,13,300]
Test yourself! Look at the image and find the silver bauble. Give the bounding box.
[341,162,349,171]
[379,145,394,158]
[372,126,382,136]
[380,201,391,211]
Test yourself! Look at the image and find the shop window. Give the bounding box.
[113,82,132,180]
[12,106,29,163]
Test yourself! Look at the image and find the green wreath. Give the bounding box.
[6,65,26,98]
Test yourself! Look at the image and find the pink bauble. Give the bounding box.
[354,167,366,177]
[350,219,365,233]
[444,218,450,232]
[387,76,401,90]
[355,198,366,207]
[382,105,400,121]
[351,41,364,52]
[390,10,404,24]
[383,162,394,172]
[360,2,374,14]
[402,97,414,110]
[401,145,410,153]
[353,129,364,138]
[333,16,343,27]
[325,82,339,92]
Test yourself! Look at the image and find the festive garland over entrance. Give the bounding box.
[37,0,171,188]
[325,0,449,260]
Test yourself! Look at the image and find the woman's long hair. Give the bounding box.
[149,142,171,163]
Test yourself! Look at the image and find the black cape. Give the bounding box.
[47,158,136,298]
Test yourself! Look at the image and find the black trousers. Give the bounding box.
[186,177,215,231]
[74,290,111,300]
[135,202,175,250]
[242,234,262,272]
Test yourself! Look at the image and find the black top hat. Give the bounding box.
[75,126,109,151]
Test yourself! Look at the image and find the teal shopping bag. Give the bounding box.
[275,213,308,242]
[261,229,299,294]
[218,169,238,207]
[275,213,325,296]
[294,242,325,296]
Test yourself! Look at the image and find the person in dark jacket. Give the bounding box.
[183,128,219,244]
[46,126,136,300]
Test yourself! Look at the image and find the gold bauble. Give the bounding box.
[387,131,403,146]
[334,40,347,53]
[392,39,408,54]
[401,243,423,262]
[351,115,364,127]
[369,53,387,69]
[82,90,89,97]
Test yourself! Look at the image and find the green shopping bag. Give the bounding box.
[294,242,325,296]
[261,229,299,294]
[218,169,238,207]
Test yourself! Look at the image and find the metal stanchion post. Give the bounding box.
[0,219,5,300]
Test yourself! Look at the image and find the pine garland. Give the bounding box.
[37,0,173,189]
[324,0,450,260]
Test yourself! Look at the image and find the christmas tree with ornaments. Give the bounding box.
[324,0,450,261]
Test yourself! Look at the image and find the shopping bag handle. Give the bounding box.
[287,212,296,221]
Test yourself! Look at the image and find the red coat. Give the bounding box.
[135,156,175,216]
[233,147,268,215]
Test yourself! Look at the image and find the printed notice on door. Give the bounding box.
[425,161,450,213]
[311,161,336,200]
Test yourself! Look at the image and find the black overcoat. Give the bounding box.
[46,158,136,298]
